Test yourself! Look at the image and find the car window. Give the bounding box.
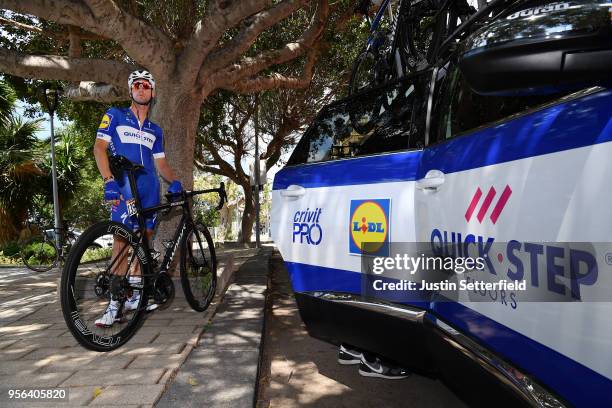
[431,64,573,142]
[288,73,428,166]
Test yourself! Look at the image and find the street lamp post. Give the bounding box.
[254,96,261,248]
[40,87,62,249]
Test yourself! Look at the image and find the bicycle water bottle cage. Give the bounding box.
[109,155,144,179]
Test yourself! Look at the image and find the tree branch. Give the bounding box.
[200,0,309,80]
[0,0,98,31]
[0,16,62,41]
[68,26,81,58]
[1,0,175,74]
[193,163,228,178]
[81,0,175,74]
[178,0,271,86]
[64,81,129,102]
[0,47,136,87]
[223,44,319,94]
[201,142,241,184]
[205,0,328,94]
[0,16,106,41]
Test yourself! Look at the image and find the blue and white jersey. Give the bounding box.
[97,107,163,231]
[96,107,165,174]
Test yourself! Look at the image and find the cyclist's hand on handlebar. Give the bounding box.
[104,179,121,207]
[167,180,183,196]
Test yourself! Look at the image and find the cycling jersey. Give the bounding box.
[97,107,165,230]
[96,107,165,170]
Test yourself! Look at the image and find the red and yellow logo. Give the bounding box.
[349,199,390,256]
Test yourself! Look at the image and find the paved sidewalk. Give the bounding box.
[0,247,258,407]
[157,246,272,407]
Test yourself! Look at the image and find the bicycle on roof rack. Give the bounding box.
[60,155,227,351]
[348,0,476,134]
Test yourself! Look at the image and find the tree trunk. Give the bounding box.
[149,85,202,274]
[239,183,255,245]
[0,207,18,246]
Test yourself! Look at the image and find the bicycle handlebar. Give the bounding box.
[164,182,227,211]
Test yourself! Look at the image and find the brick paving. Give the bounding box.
[0,247,259,407]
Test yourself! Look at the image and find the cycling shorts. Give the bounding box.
[110,170,160,231]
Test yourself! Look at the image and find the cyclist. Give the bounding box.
[92,69,183,327]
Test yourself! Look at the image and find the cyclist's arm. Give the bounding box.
[154,157,178,183]
[93,138,114,181]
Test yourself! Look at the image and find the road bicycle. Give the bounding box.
[349,0,412,98]
[19,221,84,272]
[60,155,227,351]
[348,0,474,134]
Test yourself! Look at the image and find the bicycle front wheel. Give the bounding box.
[61,221,148,351]
[180,224,217,312]
[20,235,58,272]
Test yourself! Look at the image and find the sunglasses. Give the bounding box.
[132,82,152,90]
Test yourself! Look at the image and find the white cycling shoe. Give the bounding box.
[95,300,119,327]
[124,291,141,311]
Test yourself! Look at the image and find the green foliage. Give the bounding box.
[38,126,88,204]
[0,78,107,242]
[63,177,107,229]
[0,240,20,257]
[192,173,226,227]
[0,80,44,243]
[81,247,112,264]
[20,238,57,265]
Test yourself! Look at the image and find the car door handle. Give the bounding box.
[416,170,445,191]
[280,185,306,198]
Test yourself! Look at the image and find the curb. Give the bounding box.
[253,249,273,407]
[155,246,272,407]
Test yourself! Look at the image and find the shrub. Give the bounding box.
[1,241,20,257]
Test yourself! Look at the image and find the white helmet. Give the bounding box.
[128,70,155,89]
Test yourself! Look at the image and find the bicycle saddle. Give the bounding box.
[109,154,144,178]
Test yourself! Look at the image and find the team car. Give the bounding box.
[272,1,612,407]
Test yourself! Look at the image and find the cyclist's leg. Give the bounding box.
[123,174,160,309]
[110,198,138,276]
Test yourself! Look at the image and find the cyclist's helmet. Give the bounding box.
[128,70,155,90]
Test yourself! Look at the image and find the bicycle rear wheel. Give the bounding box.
[20,235,58,272]
[180,224,217,312]
[60,221,148,351]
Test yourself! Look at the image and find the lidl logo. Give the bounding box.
[349,199,390,256]
[99,113,112,130]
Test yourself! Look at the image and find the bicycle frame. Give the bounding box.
[366,0,393,48]
[360,0,474,80]
[365,0,408,79]
[112,168,223,283]
[139,198,198,276]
